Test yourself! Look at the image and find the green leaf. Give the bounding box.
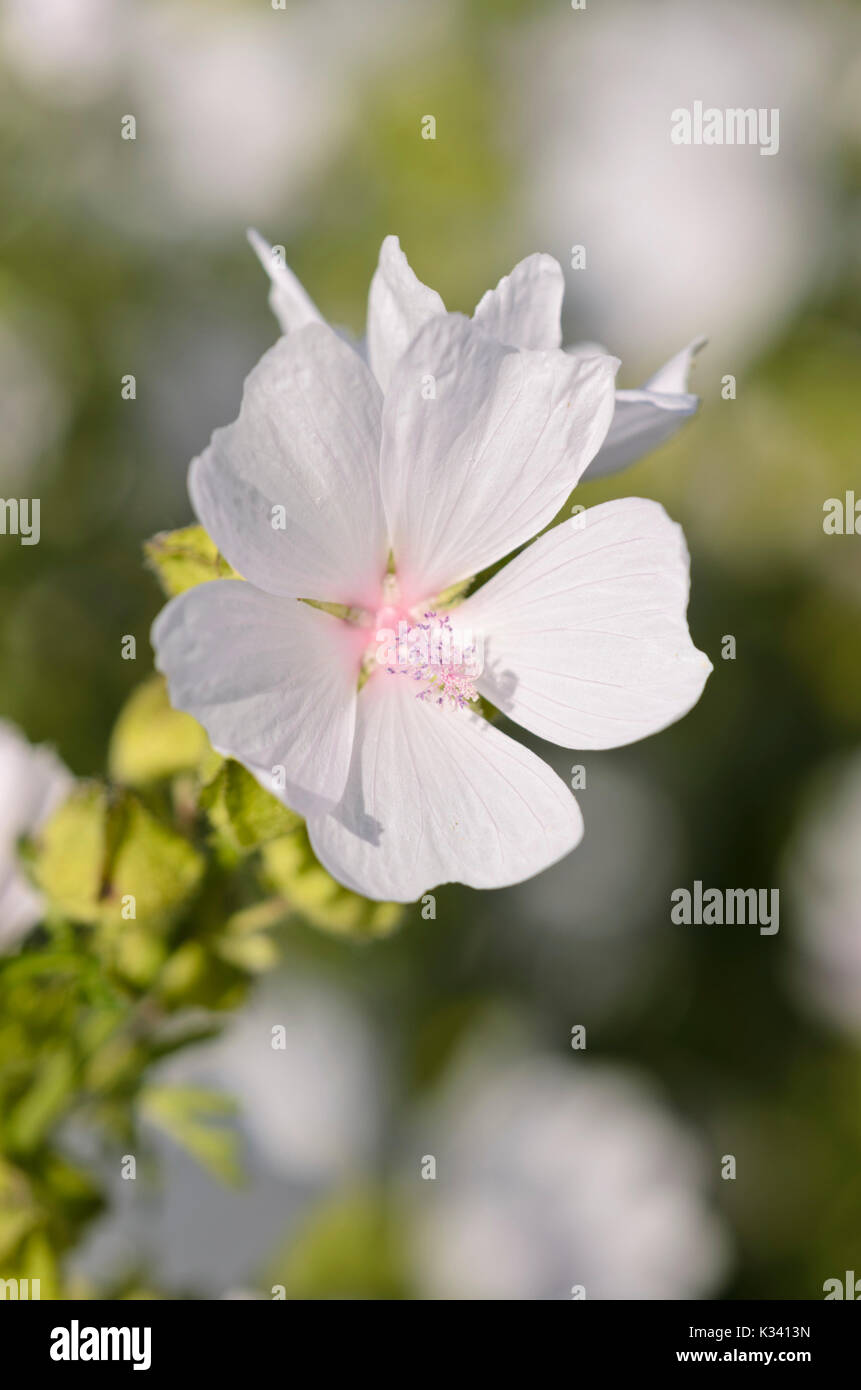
[201,759,303,852]
[214,932,279,973]
[147,1021,223,1064]
[261,829,403,941]
[156,941,247,1012]
[140,1084,242,1186]
[107,923,168,990]
[31,785,204,934]
[101,797,205,933]
[28,784,104,924]
[0,1163,40,1262]
[223,899,289,936]
[109,675,209,785]
[7,1048,77,1154]
[19,1230,60,1299]
[144,524,239,598]
[211,900,286,974]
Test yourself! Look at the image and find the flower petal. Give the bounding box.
[366,235,446,393]
[457,497,712,749]
[472,253,564,350]
[582,338,706,481]
[642,336,707,395]
[247,228,323,335]
[381,314,618,606]
[152,581,361,816]
[306,673,583,902]
[189,322,388,607]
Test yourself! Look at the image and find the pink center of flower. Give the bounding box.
[377,610,480,711]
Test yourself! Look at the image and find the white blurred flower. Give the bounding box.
[162,977,383,1183]
[786,751,861,1035]
[0,0,126,102]
[0,720,71,950]
[252,230,704,479]
[408,1048,730,1300]
[513,0,849,373]
[128,4,349,235]
[2,0,456,236]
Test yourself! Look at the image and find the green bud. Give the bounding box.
[213,899,286,974]
[156,940,246,1012]
[144,524,239,598]
[105,923,168,989]
[109,675,210,786]
[215,933,279,973]
[156,940,207,1000]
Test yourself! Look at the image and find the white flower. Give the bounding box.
[250,229,704,479]
[0,720,71,950]
[153,270,711,902]
[406,1048,730,1300]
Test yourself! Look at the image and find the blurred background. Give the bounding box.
[1,0,861,1299]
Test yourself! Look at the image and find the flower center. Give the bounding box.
[372,609,481,711]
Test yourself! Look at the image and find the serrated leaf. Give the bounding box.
[261,829,403,941]
[104,797,204,931]
[201,759,303,852]
[28,784,104,924]
[144,524,239,598]
[109,675,209,785]
[31,785,204,934]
